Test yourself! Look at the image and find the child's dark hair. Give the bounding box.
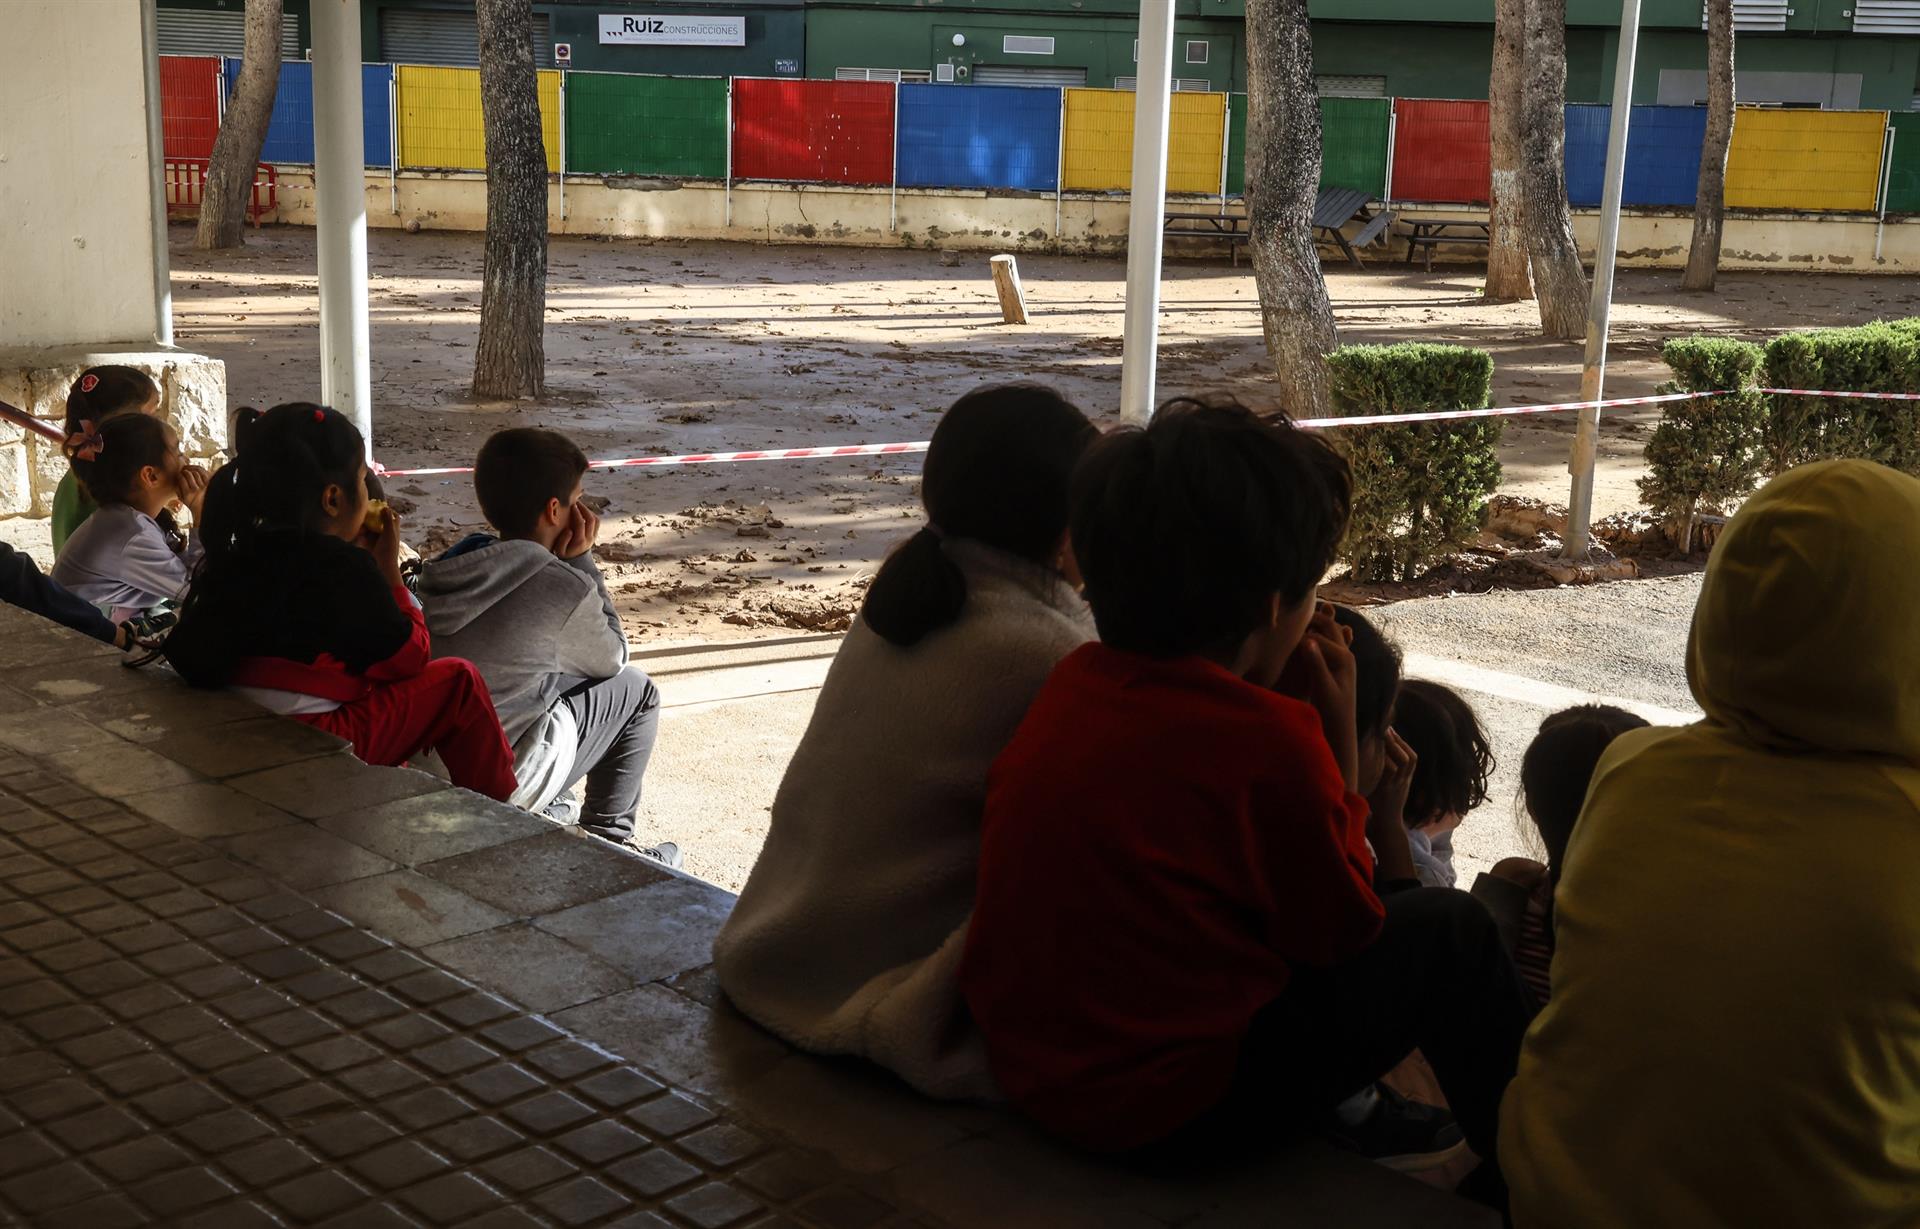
[66,414,172,507]
[196,402,365,570]
[1334,605,1401,743]
[862,384,1093,648]
[1396,679,1495,824]
[1070,398,1351,658]
[65,366,157,436]
[1521,704,1649,876]
[475,428,589,538]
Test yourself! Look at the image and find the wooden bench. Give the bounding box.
[1404,219,1492,271]
[1165,189,1397,269]
[1164,210,1252,264]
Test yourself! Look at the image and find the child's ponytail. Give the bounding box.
[861,384,1094,648]
[195,402,364,570]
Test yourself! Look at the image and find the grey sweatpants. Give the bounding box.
[558,666,662,842]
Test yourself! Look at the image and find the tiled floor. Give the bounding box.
[0,603,1496,1228]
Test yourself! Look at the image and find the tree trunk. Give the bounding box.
[472,0,548,400]
[1244,0,1336,418]
[1682,0,1735,291]
[1520,0,1588,338]
[195,0,283,251]
[1486,0,1533,300]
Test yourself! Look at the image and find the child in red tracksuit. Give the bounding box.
[164,404,516,801]
[958,399,1530,1194]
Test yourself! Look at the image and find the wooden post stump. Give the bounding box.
[990,254,1029,325]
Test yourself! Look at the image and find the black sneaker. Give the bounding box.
[636,841,682,870]
[1325,1084,1467,1173]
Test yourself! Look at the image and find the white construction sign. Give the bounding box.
[598,15,746,46]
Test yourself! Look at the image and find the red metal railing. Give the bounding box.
[164,160,279,226]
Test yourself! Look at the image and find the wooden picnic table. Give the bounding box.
[1404,218,1492,271]
[1163,188,1395,269]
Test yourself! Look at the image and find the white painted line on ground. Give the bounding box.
[1401,651,1700,727]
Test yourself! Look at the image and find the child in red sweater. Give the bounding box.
[959,399,1530,1188]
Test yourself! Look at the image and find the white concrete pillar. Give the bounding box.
[1119,0,1177,426]
[311,0,373,453]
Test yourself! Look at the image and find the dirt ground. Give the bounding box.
[12,223,1914,643]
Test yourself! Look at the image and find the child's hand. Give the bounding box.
[1368,728,1417,831]
[1293,604,1360,791]
[370,505,405,588]
[559,500,600,560]
[176,465,210,523]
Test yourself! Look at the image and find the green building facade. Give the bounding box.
[153,0,1920,112]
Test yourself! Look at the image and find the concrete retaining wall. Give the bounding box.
[0,349,228,519]
[260,168,1920,273]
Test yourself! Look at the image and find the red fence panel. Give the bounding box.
[731,78,896,185]
[1390,99,1491,204]
[160,55,223,161]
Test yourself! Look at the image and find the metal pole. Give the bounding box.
[890,79,900,234]
[139,0,173,347]
[1218,92,1231,214]
[389,70,399,216]
[1054,87,1066,245]
[1876,126,1897,263]
[1119,0,1177,425]
[725,77,734,230]
[558,70,568,225]
[1383,97,1398,206]
[312,0,373,454]
[1564,0,1641,557]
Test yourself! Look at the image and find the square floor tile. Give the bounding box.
[148,717,347,779]
[217,827,398,891]
[533,879,732,984]
[423,925,635,1015]
[318,792,553,868]
[308,872,513,948]
[122,783,299,841]
[230,758,444,820]
[417,831,669,917]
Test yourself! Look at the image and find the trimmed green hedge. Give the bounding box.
[1761,320,1920,475]
[1642,321,1920,550]
[1639,337,1768,548]
[1328,343,1500,582]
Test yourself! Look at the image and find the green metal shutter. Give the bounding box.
[1226,95,1390,198]
[380,9,553,69]
[156,8,299,58]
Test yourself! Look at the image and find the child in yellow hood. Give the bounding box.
[1501,459,1920,1227]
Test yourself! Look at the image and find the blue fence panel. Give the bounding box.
[1565,103,1707,207]
[222,59,394,167]
[896,83,1061,192]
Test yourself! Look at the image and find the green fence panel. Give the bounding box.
[1225,95,1391,198]
[1227,94,1247,195]
[1320,97,1392,197]
[1886,113,1920,214]
[566,73,728,179]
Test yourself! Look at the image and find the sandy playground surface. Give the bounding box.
[10,224,1915,645]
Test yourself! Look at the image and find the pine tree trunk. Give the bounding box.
[1245,0,1335,418]
[1521,0,1588,338]
[195,0,282,251]
[473,0,548,400]
[1682,0,1735,292]
[1486,0,1533,300]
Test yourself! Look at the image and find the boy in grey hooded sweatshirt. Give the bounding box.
[417,429,661,842]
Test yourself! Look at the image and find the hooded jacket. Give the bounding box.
[417,535,628,809]
[713,539,1097,1101]
[1502,460,1920,1228]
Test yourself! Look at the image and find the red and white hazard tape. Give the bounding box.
[379,440,931,478]
[1757,387,1920,401]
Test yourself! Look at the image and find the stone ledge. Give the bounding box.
[0,345,227,518]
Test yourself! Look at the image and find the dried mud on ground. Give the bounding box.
[9,224,1913,644]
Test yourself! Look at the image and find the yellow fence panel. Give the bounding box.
[1725,107,1886,213]
[1062,89,1227,195]
[397,65,561,172]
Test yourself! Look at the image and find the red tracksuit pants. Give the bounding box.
[297,658,518,802]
